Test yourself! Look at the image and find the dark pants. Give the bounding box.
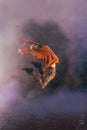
[32,66,56,88]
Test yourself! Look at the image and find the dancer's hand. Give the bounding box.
[18,48,23,55]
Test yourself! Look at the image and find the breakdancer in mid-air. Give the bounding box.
[18,40,59,89]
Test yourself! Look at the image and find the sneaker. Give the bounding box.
[22,68,33,75]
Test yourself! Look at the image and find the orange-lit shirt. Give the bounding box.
[21,45,59,68]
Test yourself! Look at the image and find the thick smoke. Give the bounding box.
[0,83,87,117]
[23,21,87,88]
[22,21,68,88]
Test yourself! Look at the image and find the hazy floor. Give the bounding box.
[0,113,87,130]
[0,87,87,130]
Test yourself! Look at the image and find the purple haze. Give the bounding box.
[0,0,87,124]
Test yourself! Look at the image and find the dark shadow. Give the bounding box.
[23,20,69,91]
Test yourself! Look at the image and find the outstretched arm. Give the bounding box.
[18,48,44,60]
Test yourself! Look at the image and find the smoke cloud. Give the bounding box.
[22,20,87,87]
